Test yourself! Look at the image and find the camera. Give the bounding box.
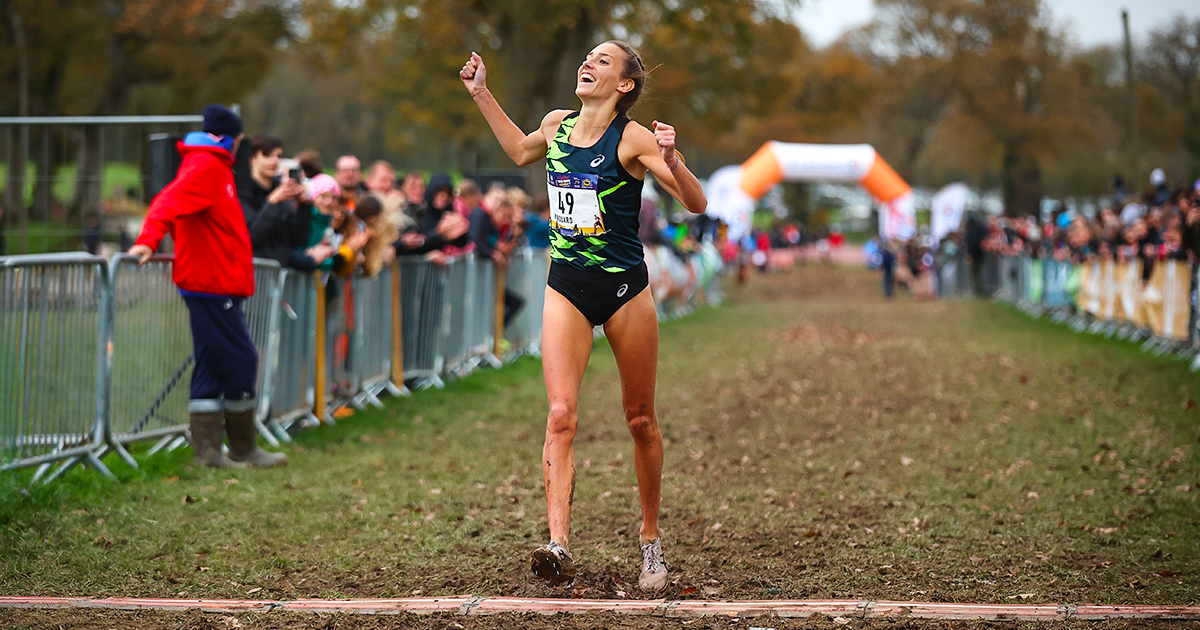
[288,167,302,182]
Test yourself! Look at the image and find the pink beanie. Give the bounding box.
[307,173,341,200]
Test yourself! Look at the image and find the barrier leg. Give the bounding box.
[494,263,507,361]
[313,274,329,425]
[389,260,409,397]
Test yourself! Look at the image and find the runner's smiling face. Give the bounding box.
[576,43,632,99]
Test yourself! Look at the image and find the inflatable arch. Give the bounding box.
[706,142,916,241]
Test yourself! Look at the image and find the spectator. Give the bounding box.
[526,195,551,251]
[964,213,987,296]
[334,155,369,209]
[367,161,408,233]
[400,171,426,220]
[127,104,285,469]
[295,150,323,180]
[444,179,482,258]
[394,172,469,264]
[469,195,524,327]
[1120,195,1144,226]
[880,240,896,299]
[456,179,483,221]
[354,195,398,277]
[84,216,102,254]
[1150,168,1170,207]
[238,133,313,267]
[304,174,367,275]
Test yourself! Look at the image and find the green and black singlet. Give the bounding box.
[545,112,645,273]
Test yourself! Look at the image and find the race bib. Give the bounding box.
[547,172,605,236]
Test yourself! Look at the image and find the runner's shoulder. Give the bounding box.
[540,109,575,133]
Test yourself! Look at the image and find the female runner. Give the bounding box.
[461,41,706,591]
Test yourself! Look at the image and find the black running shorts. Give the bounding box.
[547,261,649,326]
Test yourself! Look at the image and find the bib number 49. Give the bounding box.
[557,191,574,214]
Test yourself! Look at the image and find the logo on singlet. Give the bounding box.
[590,155,606,167]
[617,283,628,298]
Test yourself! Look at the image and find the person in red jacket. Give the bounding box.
[129,104,286,469]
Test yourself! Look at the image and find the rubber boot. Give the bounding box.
[225,408,288,468]
[189,411,245,469]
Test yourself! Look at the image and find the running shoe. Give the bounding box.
[638,538,668,591]
[530,540,576,584]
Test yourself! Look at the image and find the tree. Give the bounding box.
[1141,16,1200,178]
[0,0,292,234]
[869,0,1091,216]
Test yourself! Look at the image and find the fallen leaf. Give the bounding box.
[615,590,627,598]
[1007,593,1035,600]
[1128,580,1147,589]
[246,587,262,595]
[803,530,821,538]
[220,615,243,629]
[833,616,851,625]
[222,478,239,487]
[681,586,697,595]
[1158,570,1180,577]
[686,515,704,526]
[182,495,197,505]
[900,456,914,467]
[843,470,854,478]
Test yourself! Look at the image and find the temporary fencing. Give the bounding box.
[0,253,110,480]
[933,251,1200,367]
[1,244,723,481]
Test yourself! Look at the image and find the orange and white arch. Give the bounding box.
[706,142,915,242]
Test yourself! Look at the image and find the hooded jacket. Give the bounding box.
[135,132,255,297]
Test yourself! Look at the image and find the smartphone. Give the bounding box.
[288,167,302,181]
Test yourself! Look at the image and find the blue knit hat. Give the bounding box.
[201,104,243,139]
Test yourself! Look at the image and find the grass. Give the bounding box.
[0,162,142,207]
[0,266,1197,629]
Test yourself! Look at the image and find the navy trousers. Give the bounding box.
[183,295,258,412]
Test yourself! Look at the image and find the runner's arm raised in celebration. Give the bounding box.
[461,52,567,167]
[622,120,707,214]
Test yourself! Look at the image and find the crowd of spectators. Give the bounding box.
[231,134,537,291]
[879,171,1200,298]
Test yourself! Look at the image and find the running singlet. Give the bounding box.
[545,112,644,273]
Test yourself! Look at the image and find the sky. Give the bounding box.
[793,0,1200,49]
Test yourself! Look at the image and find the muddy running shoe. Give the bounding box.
[638,538,668,591]
[530,541,576,584]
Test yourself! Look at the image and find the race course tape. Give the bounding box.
[2,596,1199,620]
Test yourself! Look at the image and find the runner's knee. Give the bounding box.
[624,407,658,440]
[546,404,577,439]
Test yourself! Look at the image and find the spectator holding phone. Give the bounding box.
[238,134,314,268]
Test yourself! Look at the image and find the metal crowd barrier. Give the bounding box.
[0,253,110,479]
[268,270,319,434]
[2,246,726,480]
[244,260,286,445]
[505,248,549,356]
[104,255,193,462]
[969,253,1200,370]
[104,256,288,460]
[399,256,446,389]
